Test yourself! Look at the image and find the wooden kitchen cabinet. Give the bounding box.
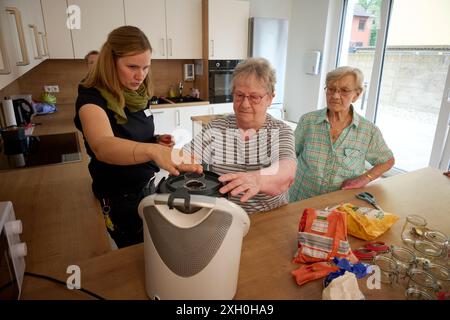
[208,0,249,60]
[124,0,202,60]
[68,0,125,59]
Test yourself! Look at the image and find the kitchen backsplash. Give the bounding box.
[0,59,206,104]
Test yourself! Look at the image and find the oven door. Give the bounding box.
[209,70,234,103]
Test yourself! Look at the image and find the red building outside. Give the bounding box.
[350,4,374,48]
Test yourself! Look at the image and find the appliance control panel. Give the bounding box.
[0,201,27,299]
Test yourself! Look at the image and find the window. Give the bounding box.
[337,0,450,172]
[358,18,366,31]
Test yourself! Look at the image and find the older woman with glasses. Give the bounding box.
[289,66,395,202]
[183,57,297,213]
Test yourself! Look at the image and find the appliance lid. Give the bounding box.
[157,171,225,197]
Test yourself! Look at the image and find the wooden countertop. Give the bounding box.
[19,167,450,300]
[191,114,228,125]
[151,100,209,109]
[0,104,111,275]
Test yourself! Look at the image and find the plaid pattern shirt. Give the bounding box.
[289,106,393,202]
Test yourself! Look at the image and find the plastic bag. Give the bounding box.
[334,203,399,241]
[293,208,358,264]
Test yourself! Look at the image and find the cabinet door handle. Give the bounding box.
[28,25,42,59]
[5,7,30,66]
[176,110,181,126]
[151,110,165,114]
[38,32,49,57]
[0,23,11,74]
[210,40,214,57]
[169,38,173,57]
[161,38,166,57]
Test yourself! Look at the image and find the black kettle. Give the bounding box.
[12,98,34,126]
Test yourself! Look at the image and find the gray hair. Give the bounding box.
[326,66,364,91]
[232,57,276,94]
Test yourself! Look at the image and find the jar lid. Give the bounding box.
[426,263,450,281]
[406,214,427,227]
[424,230,449,246]
[414,240,443,257]
[391,245,416,264]
[373,255,397,272]
[405,287,435,300]
[157,170,225,198]
[408,268,437,289]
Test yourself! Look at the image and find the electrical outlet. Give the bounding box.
[43,85,59,93]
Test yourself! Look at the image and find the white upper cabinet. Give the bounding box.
[24,0,47,61]
[165,0,202,59]
[124,0,202,60]
[124,0,166,59]
[68,0,125,59]
[0,0,47,89]
[0,0,18,88]
[40,0,74,59]
[208,0,249,60]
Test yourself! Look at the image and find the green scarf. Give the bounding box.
[97,84,149,124]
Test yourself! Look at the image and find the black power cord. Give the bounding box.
[24,271,105,300]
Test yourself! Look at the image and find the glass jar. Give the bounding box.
[373,255,398,285]
[405,287,435,300]
[414,239,443,265]
[407,268,438,296]
[424,263,450,293]
[391,246,416,284]
[401,215,427,246]
[424,230,449,264]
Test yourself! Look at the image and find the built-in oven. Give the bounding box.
[208,60,240,103]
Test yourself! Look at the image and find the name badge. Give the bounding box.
[144,109,152,117]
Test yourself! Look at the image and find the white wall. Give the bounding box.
[248,0,292,19]
[283,0,342,122]
[388,0,450,46]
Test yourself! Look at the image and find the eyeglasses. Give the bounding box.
[325,87,356,97]
[233,92,268,105]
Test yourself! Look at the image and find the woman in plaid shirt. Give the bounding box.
[289,66,395,202]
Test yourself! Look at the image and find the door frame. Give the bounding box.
[430,63,450,170]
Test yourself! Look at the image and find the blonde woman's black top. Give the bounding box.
[74,86,159,197]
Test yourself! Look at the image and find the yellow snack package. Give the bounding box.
[333,203,400,241]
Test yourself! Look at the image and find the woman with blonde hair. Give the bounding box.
[75,26,202,248]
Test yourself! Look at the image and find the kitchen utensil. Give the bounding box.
[137,177,250,300]
[356,192,383,211]
[12,98,34,126]
[353,241,390,260]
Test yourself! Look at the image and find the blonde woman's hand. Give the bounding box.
[151,145,202,176]
[218,171,261,202]
[156,134,175,148]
